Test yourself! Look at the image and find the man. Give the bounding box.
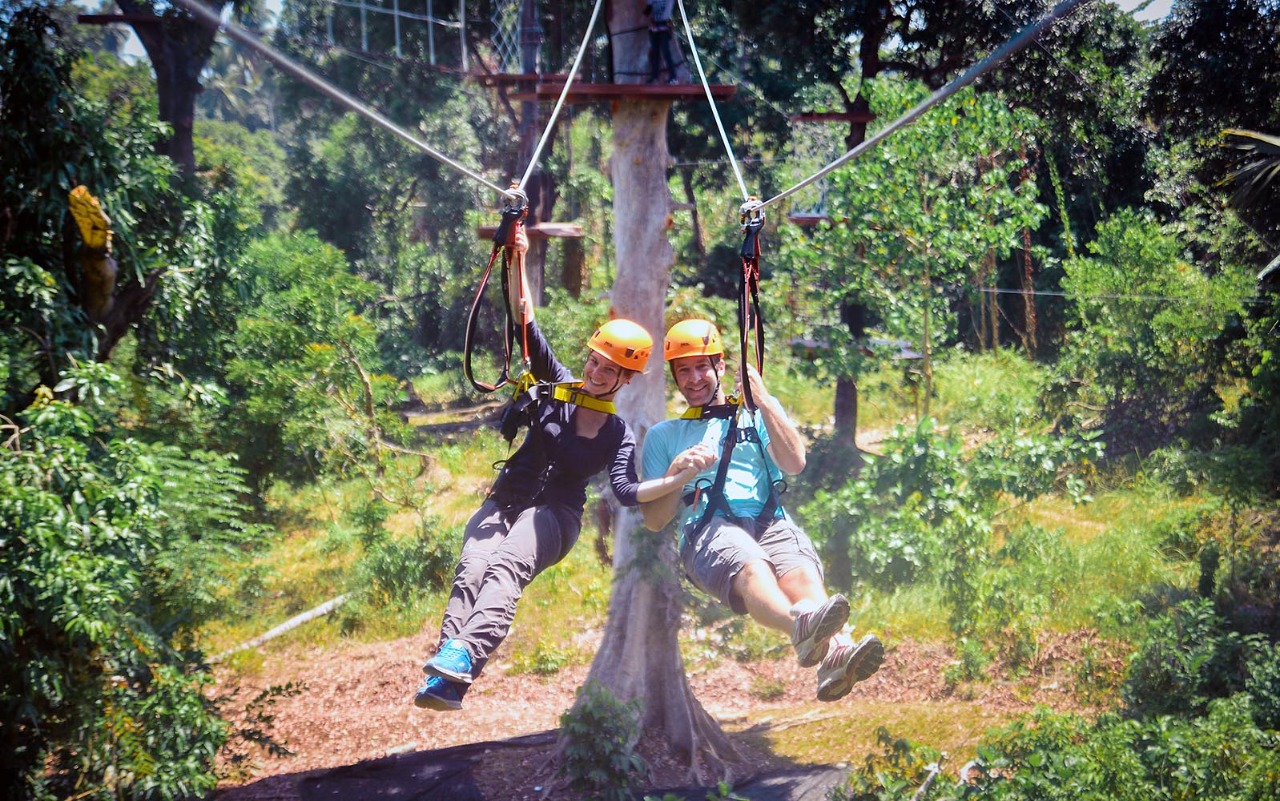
[643,0,678,85]
[641,319,883,701]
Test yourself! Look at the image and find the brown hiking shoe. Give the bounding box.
[816,633,884,702]
[791,594,850,667]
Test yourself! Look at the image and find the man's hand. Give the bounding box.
[69,186,111,252]
[736,364,770,405]
[670,443,717,476]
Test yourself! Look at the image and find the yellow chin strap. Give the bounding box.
[551,383,616,414]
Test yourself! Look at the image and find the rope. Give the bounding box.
[756,0,1092,212]
[168,0,517,201]
[516,0,606,193]
[675,0,749,201]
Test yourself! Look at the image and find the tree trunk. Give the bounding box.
[986,248,999,352]
[564,2,744,786]
[118,0,224,177]
[561,237,587,298]
[1021,225,1037,357]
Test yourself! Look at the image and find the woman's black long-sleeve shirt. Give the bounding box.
[488,321,641,522]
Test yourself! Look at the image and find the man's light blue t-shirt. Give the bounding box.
[641,407,789,533]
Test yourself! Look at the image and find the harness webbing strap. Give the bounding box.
[550,384,617,415]
[463,204,527,392]
[680,399,739,420]
[682,405,785,544]
[738,209,766,411]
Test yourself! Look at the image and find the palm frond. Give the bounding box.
[1222,128,1280,211]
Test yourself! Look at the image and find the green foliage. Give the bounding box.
[558,680,647,801]
[804,419,979,590]
[930,350,1048,432]
[804,416,1102,641]
[787,79,1047,386]
[832,697,1280,801]
[1048,209,1255,451]
[0,10,171,404]
[1123,599,1275,724]
[831,726,944,801]
[194,119,287,230]
[343,518,460,626]
[509,641,573,676]
[0,365,259,799]
[223,230,387,486]
[1235,293,1280,494]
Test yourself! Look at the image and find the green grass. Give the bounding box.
[738,699,1014,768]
[207,355,1218,724]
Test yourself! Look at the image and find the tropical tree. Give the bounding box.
[1047,209,1255,451]
[110,0,264,176]
[1220,128,1280,493]
[799,81,1046,405]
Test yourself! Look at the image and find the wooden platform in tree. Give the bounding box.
[468,72,568,87]
[789,111,875,123]
[787,213,832,227]
[475,222,584,240]
[511,82,736,103]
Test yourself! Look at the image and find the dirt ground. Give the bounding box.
[212,629,1119,801]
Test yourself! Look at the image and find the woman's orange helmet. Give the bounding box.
[663,319,723,361]
[588,319,653,372]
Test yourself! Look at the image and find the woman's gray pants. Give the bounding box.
[435,498,580,679]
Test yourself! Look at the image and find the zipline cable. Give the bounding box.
[755,0,1092,213]
[675,0,749,202]
[516,0,605,193]
[169,0,517,201]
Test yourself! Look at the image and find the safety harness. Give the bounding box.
[738,201,766,411]
[463,197,529,393]
[679,398,785,544]
[499,378,618,444]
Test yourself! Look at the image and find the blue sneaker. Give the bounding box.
[424,639,474,684]
[414,675,464,711]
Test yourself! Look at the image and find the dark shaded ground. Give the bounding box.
[287,731,847,801]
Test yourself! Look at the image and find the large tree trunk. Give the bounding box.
[118,0,224,177]
[563,2,743,786]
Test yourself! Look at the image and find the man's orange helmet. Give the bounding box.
[663,319,723,361]
[588,319,653,372]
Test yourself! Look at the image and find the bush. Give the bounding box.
[349,519,460,604]
[1122,598,1271,721]
[832,697,1280,801]
[558,681,646,801]
[1,371,258,799]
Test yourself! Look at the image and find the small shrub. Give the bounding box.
[348,495,391,548]
[1123,599,1258,720]
[748,676,788,701]
[510,641,573,676]
[830,726,943,801]
[558,681,646,801]
[944,637,991,691]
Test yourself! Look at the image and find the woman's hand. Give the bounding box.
[511,222,529,254]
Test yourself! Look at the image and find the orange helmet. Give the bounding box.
[588,319,652,372]
[663,319,723,361]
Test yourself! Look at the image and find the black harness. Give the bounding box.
[679,400,785,544]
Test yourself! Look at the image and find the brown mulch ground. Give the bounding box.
[214,629,1120,801]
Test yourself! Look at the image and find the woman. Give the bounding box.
[415,223,696,711]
